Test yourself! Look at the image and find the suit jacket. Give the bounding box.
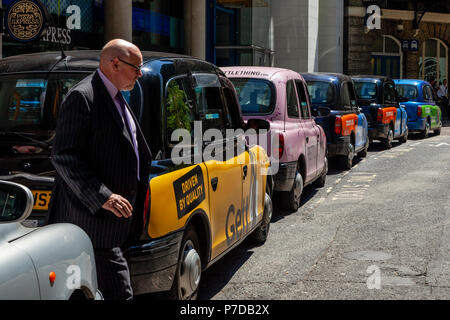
[49,71,152,249]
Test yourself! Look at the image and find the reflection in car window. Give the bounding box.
[193,74,227,133]
[166,77,195,137]
[230,78,274,115]
[396,84,418,100]
[0,74,86,155]
[306,81,334,105]
[354,81,377,100]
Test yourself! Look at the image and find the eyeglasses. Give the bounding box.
[115,57,143,72]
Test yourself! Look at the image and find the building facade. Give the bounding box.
[345,0,450,84]
[205,0,344,73]
[1,0,185,57]
[1,0,346,75]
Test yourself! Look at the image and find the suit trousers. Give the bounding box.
[94,247,133,300]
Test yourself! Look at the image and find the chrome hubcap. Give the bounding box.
[178,240,201,299]
[261,193,273,233]
[293,172,303,205]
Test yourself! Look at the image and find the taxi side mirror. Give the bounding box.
[0,181,34,224]
[314,107,331,117]
[245,119,270,133]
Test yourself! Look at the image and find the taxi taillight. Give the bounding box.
[335,116,342,135]
[278,133,285,159]
[143,187,150,228]
[377,108,383,123]
[417,106,422,117]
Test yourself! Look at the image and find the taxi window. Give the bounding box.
[0,74,86,155]
[165,76,195,137]
[354,81,377,100]
[306,81,334,105]
[229,78,274,115]
[396,84,417,100]
[341,82,356,110]
[296,80,311,119]
[286,80,300,118]
[193,74,227,133]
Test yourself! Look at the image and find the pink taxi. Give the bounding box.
[222,67,328,210]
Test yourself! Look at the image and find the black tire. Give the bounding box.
[282,166,303,211]
[434,127,441,135]
[339,143,354,170]
[358,141,369,158]
[170,226,202,300]
[420,121,430,139]
[382,127,394,149]
[313,157,327,188]
[250,192,273,244]
[399,128,408,143]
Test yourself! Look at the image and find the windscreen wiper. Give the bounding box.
[0,131,52,151]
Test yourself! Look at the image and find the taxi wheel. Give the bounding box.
[171,226,201,300]
[383,128,393,149]
[340,143,354,170]
[359,142,369,158]
[420,122,430,139]
[283,168,303,211]
[250,192,273,244]
[434,127,441,136]
[399,128,408,143]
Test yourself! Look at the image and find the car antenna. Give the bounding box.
[46,8,67,65]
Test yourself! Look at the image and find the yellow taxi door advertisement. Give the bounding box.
[148,164,210,239]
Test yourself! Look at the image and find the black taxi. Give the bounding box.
[0,51,273,299]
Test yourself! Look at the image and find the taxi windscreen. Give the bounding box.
[0,74,86,154]
[230,78,275,115]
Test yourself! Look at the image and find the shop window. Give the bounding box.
[132,0,184,53]
[370,35,402,79]
[419,38,448,86]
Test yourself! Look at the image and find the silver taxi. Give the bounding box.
[0,180,102,300]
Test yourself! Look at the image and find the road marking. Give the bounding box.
[332,173,376,202]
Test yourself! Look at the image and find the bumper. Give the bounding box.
[368,123,389,139]
[327,136,352,157]
[273,161,297,192]
[126,231,183,294]
[407,119,426,132]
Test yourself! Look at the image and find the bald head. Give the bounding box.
[99,39,143,91]
[100,39,141,65]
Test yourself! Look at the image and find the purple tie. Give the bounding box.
[116,92,140,180]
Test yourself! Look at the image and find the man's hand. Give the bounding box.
[102,194,133,218]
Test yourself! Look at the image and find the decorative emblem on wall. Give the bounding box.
[5,0,47,42]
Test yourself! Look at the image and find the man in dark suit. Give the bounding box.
[49,39,152,300]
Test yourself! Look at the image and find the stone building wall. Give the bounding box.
[344,6,450,80]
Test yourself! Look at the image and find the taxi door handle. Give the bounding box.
[243,165,248,179]
[211,177,219,191]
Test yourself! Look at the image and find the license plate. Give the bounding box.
[31,190,52,211]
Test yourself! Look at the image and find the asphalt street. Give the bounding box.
[198,127,450,300]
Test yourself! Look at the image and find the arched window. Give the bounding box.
[419,39,448,86]
[370,35,402,79]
